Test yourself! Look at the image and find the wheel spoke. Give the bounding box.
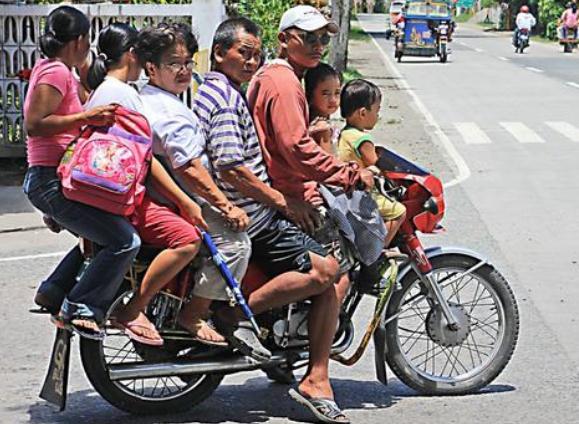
[393,263,508,384]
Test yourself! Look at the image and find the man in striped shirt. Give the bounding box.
[195,17,343,412]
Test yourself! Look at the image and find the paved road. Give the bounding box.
[359,14,579,368]
[2,18,579,424]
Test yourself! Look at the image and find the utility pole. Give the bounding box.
[329,0,351,74]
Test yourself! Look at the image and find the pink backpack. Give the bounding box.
[58,106,152,216]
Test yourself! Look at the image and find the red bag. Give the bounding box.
[58,106,152,216]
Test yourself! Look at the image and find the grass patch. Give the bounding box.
[349,26,371,41]
[454,12,474,23]
[477,21,495,29]
[343,67,363,82]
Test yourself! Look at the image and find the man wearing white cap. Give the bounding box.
[247,5,374,424]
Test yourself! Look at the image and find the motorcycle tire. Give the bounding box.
[564,43,572,53]
[439,44,448,63]
[80,289,223,415]
[384,254,519,395]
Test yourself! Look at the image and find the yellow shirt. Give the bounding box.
[337,126,374,167]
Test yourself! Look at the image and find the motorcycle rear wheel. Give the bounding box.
[384,254,519,395]
[80,289,223,415]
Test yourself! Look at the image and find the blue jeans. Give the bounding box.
[24,166,141,322]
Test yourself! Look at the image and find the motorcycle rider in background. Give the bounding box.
[559,2,579,39]
[512,5,536,48]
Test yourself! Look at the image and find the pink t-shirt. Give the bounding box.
[24,58,83,166]
[562,9,579,28]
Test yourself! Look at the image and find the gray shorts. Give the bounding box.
[192,205,251,301]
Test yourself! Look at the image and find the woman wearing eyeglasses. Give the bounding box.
[85,23,211,346]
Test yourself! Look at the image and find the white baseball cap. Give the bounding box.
[279,5,339,34]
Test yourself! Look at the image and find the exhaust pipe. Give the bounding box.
[109,324,354,381]
[109,353,288,381]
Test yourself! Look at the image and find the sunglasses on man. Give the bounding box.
[288,30,332,46]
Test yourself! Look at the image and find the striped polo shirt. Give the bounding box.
[194,71,275,236]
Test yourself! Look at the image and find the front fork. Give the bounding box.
[402,235,461,330]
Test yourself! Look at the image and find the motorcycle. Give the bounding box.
[514,28,530,53]
[559,26,578,53]
[38,148,520,414]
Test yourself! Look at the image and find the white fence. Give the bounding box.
[0,2,225,157]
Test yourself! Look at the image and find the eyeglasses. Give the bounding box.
[290,30,332,46]
[161,59,196,73]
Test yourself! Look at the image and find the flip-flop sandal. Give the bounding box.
[289,388,350,424]
[177,319,228,347]
[113,319,164,347]
[213,316,272,361]
[32,291,61,315]
[50,315,105,341]
[29,305,56,315]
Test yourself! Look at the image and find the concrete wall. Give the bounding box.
[0,1,225,157]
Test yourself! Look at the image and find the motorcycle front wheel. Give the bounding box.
[384,254,519,395]
[80,289,223,414]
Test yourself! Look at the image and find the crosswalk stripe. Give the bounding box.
[499,122,546,143]
[545,121,579,142]
[454,122,493,144]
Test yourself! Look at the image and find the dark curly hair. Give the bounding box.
[134,22,198,70]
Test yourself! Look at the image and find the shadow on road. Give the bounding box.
[25,377,399,424]
[25,376,516,423]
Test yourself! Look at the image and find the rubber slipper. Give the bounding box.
[177,318,228,347]
[51,315,105,341]
[114,319,164,347]
[288,388,350,424]
[212,315,271,361]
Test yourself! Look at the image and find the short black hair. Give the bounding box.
[210,17,261,66]
[304,63,342,103]
[340,79,382,118]
[134,22,198,69]
[40,6,90,58]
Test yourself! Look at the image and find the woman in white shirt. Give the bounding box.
[86,23,226,347]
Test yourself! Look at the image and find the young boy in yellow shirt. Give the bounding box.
[338,79,406,247]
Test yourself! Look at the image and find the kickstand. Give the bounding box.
[39,327,72,411]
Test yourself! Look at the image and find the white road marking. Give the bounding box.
[499,122,546,143]
[498,56,509,61]
[525,67,544,73]
[454,122,493,144]
[0,251,67,263]
[367,32,471,188]
[566,81,579,89]
[545,121,579,142]
[474,48,484,53]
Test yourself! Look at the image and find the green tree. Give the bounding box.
[538,0,564,38]
[228,0,294,58]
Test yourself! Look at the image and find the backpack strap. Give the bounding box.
[107,126,151,145]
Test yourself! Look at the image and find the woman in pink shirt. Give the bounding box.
[24,6,141,339]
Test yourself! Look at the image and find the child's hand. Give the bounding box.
[179,200,209,231]
[309,117,331,137]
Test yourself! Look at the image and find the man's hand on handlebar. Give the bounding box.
[358,169,376,191]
